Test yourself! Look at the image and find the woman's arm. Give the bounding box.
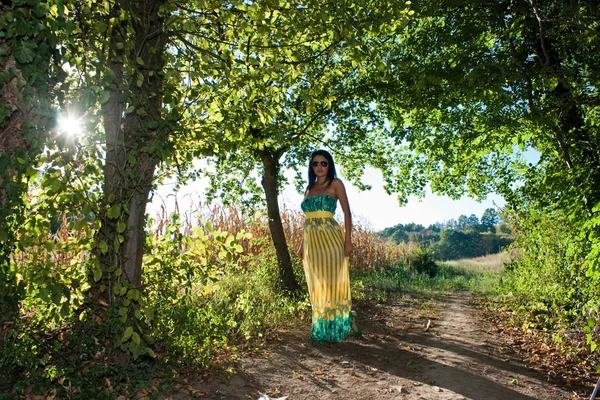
[333,179,353,257]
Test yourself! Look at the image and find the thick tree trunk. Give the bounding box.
[258,148,300,294]
[95,0,166,294]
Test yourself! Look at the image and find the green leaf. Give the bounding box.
[99,240,109,254]
[107,205,121,219]
[131,342,143,359]
[92,22,108,34]
[146,307,155,321]
[122,326,134,341]
[99,91,111,104]
[93,266,102,282]
[132,332,141,345]
[14,40,37,63]
[118,222,127,233]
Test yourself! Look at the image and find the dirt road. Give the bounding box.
[171,293,583,399]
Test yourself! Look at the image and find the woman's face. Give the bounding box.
[311,155,329,179]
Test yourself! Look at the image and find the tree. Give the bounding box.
[92,0,173,291]
[445,218,457,230]
[173,1,411,293]
[481,208,500,233]
[358,0,599,276]
[391,230,409,243]
[457,215,468,231]
[0,0,62,317]
[36,0,198,357]
[364,0,599,216]
[462,213,481,232]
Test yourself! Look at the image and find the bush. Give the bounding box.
[404,245,437,277]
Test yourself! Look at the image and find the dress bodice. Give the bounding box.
[301,194,337,214]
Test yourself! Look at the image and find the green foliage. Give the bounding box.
[404,245,437,277]
[481,208,500,233]
[143,215,307,366]
[0,0,62,319]
[378,208,513,260]
[354,261,500,299]
[367,0,600,212]
[430,230,513,261]
[499,206,599,348]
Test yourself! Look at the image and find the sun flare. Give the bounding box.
[58,115,84,137]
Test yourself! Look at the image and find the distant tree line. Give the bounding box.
[378,208,513,260]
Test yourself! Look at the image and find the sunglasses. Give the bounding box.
[311,161,329,168]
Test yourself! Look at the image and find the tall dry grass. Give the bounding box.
[13,194,419,279]
[150,199,408,272]
[441,252,511,274]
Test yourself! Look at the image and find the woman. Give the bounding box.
[300,149,361,343]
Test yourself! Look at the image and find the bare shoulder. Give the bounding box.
[331,179,348,198]
[331,178,345,189]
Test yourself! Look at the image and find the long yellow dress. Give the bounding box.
[301,194,352,343]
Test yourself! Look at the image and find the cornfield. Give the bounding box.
[150,198,411,272]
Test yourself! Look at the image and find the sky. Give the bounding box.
[148,166,505,232]
[280,167,504,231]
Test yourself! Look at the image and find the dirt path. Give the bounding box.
[170,293,580,399]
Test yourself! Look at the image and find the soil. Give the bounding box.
[167,293,589,400]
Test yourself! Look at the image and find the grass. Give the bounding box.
[441,252,510,274]
[354,252,509,301]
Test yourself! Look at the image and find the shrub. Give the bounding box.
[404,245,437,277]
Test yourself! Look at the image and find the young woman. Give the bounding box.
[300,149,361,343]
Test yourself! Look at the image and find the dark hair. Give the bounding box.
[307,149,337,192]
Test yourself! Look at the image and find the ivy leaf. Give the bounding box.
[93,266,102,282]
[92,22,108,34]
[107,205,121,219]
[99,91,111,104]
[132,332,141,345]
[122,326,134,341]
[14,40,37,64]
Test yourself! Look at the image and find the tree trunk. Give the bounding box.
[95,0,167,295]
[258,148,300,294]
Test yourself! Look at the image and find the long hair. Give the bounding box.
[307,149,337,192]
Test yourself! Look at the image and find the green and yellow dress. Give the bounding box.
[301,194,353,343]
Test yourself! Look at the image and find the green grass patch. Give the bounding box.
[353,255,504,301]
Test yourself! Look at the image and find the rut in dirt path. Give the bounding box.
[171,293,576,400]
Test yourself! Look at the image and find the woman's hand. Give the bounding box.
[344,240,353,257]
